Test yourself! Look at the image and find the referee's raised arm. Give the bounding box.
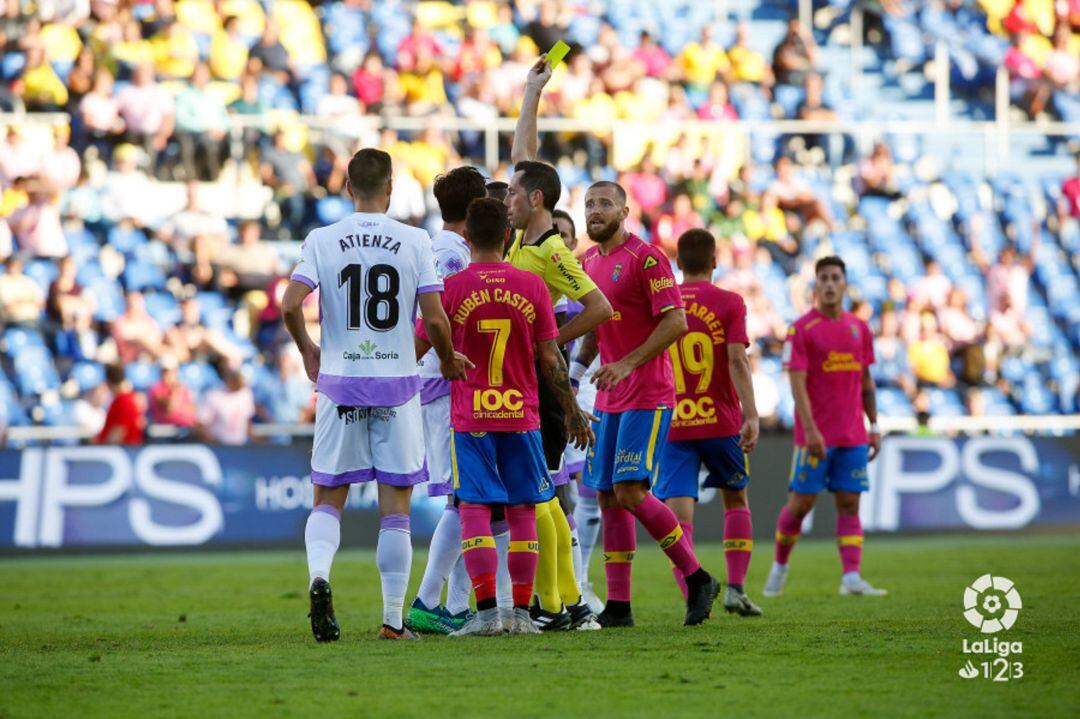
[511,55,552,164]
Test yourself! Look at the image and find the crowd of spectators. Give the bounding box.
[0,0,1076,443]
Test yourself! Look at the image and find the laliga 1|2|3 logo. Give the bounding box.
[957,574,1024,682]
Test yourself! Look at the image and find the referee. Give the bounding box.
[502,55,612,631]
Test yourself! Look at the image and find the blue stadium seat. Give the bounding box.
[13,346,60,396]
[0,379,28,426]
[88,278,125,322]
[773,84,804,119]
[2,326,46,358]
[316,196,354,226]
[143,292,182,327]
[878,387,914,417]
[107,226,148,255]
[69,361,105,393]
[23,260,59,294]
[179,361,221,394]
[196,291,227,317]
[122,261,167,292]
[126,362,161,392]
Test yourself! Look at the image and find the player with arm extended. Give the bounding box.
[408,165,494,635]
[416,198,594,636]
[576,180,720,627]
[282,148,470,643]
[654,229,762,617]
[504,56,613,631]
[763,256,886,598]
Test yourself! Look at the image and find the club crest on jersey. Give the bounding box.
[443,256,464,274]
[643,255,658,270]
[611,263,623,282]
[850,324,860,340]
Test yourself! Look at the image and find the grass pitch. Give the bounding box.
[1,533,1077,719]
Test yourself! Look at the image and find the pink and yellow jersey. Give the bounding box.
[668,282,749,441]
[418,262,558,432]
[782,308,874,448]
[581,234,683,413]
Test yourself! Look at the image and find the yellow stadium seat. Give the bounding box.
[417,1,465,29]
[41,24,83,63]
[466,0,499,29]
[220,0,266,38]
[273,1,327,66]
[267,110,310,154]
[176,0,222,35]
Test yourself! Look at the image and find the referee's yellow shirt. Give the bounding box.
[506,228,597,307]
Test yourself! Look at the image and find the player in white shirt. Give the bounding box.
[282,148,470,642]
[408,166,495,635]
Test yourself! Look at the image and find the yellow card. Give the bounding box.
[546,40,571,69]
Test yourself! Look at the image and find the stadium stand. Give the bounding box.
[0,0,1076,443]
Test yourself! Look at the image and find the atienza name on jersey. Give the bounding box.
[291,212,443,408]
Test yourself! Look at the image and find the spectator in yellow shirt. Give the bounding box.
[153,21,200,79]
[727,21,774,87]
[211,15,249,81]
[908,314,956,388]
[398,48,447,112]
[676,25,732,91]
[20,46,69,110]
[112,18,155,73]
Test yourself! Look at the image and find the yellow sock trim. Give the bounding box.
[603,551,635,563]
[461,535,496,552]
[838,535,864,547]
[509,540,540,554]
[775,532,800,545]
[658,523,684,550]
[724,539,754,552]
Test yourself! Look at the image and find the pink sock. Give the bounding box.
[632,493,701,578]
[671,521,694,600]
[601,505,636,602]
[505,505,539,608]
[836,514,863,574]
[459,503,497,607]
[724,508,753,586]
[774,506,802,565]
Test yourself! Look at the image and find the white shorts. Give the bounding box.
[310,392,427,487]
[422,394,453,496]
[564,367,599,475]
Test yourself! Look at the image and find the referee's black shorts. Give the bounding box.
[535,349,570,472]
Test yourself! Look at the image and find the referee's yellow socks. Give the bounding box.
[550,500,581,607]
[534,499,561,612]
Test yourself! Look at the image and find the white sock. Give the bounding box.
[494,527,512,610]
[446,554,471,615]
[376,514,412,631]
[574,493,601,574]
[416,505,461,609]
[305,505,340,588]
[570,524,584,592]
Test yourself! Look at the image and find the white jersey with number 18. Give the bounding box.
[291,211,442,409]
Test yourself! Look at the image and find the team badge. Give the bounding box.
[611,263,623,282]
[643,256,658,270]
[551,252,561,263]
[850,324,860,340]
[443,256,464,274]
